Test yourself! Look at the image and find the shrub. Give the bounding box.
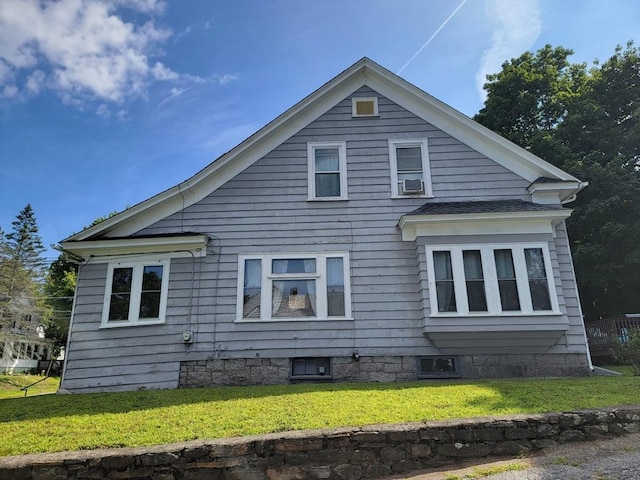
[610,327,640,375]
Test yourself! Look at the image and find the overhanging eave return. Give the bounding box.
[398,210,572,241]
[59,234,208,260]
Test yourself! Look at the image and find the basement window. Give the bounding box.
[351,97,379,117]
[417,356,460,379]
[291,357,332,379]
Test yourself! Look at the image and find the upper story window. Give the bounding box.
[427,244,558,316]
[351,97,379,117]
[102,258,170,327]
[237,253,352,321]
[389,139,433,198]
[307,142,348,200]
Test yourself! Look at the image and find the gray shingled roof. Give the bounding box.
[406,199,564,216]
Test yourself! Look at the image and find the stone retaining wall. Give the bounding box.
[1,406,638,480]
[179,354,590,388]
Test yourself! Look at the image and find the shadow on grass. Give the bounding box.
[1,376,638,426]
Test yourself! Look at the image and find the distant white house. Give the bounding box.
[1,295,54,374]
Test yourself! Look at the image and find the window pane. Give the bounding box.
[142,266,163,290]
[315,172,341,197]
[272,280,316,317]
[112,268,133,293]
[433,251,456,312]
[138,265,163,319]
[109,294,131,321]
[243,259,261,318]
[529,280,552,310]
[494,250,520,311]
[463,250,487,311]
[314,148,340,171]
[139,292,161,318]
[327,257,345,316]
[109,267,133,321]
[396,146,422,171]
[272,259,316,274]
[525,248,551,310]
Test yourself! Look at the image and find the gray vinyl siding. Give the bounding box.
[62,86,585,391]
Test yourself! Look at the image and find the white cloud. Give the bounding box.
[475,0,542,101]
[0,0,183,107]
[214,73,240,86]
[96,103,111,119]
[2,85,18,98]
[25,70,46,94]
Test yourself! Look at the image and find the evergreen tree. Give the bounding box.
[0,205,47,345]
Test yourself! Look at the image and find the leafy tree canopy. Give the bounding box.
[475,41,639,320]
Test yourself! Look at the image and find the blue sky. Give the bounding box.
[1,0,639,261]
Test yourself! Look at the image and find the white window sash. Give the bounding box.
[237,253,351,321]
[388,139,433,198]
[307,142,348,201]
[101,258,170,328]
[427,243,559,316]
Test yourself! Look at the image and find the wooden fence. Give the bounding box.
[585,316,640,357]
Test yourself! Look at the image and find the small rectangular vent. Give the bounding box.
[401,179,424,194]
[291,357,332,378]
[417,356,460,378]
[352,97,378,117]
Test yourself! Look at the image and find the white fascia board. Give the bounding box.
[60,234,208,260]
[64,62,369,241]
[362,70,581,184]
[528,181,588,204]
[398,210,572,241]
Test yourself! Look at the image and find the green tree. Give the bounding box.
[475,42,640,320]
[43,254,77,355]
[0,205,48,351]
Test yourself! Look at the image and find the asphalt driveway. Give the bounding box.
[382,433,640,480]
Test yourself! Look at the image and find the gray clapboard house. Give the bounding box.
[58,58,592,393]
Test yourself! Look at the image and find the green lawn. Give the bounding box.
[0,376,639,457]
[0,375,60,400]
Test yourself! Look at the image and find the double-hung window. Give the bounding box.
[389,139,432,197]
[427,244,558,315]
[102,259,170,327]
[307,142,348,200]
[238,253,351,321]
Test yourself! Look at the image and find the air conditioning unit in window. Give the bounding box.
[400,179,424,195]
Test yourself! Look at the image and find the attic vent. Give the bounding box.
[400,179,424,195]
[352,97,378,117]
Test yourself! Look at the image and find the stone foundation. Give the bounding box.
[1,407,638,480]
[179,354,590,388]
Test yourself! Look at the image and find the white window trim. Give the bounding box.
[426,243,560,317]
[388,139,433,198]
[101,257,171,328]
[236,252,353,322]
[351,97,379,117]
[307,142,348,201]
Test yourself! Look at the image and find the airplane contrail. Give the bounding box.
[397,0,468,75]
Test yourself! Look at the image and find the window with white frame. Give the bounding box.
[427,244,558,315]
[238,253,351,321]
[307,142,348,200]
[102,259,170,327]
[389,139,432,197]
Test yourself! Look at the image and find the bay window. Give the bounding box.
[238,253,351,321]
[427,244,558,315]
